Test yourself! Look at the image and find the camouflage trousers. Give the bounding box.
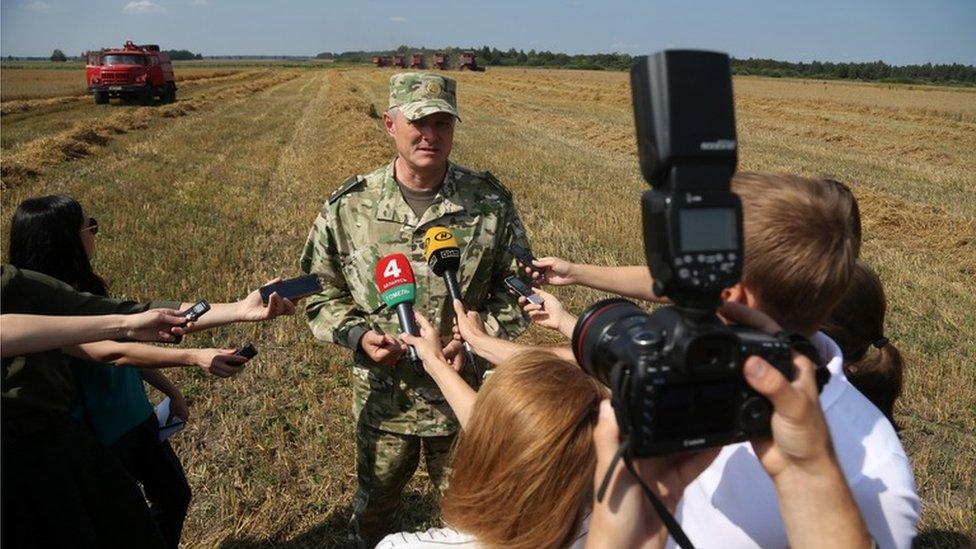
[349,422,455,548]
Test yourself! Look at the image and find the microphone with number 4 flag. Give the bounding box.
[375,253,423,372]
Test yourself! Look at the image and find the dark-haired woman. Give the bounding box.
[7,194,291,548]
[823,260,904,428]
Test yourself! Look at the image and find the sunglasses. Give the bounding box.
[82,217,99,235]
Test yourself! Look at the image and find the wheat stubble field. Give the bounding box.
[1,64,974,547]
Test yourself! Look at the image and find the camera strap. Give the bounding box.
[595,438,697,549]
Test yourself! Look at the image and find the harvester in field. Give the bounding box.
[85,41,176,105]
[410,53,425,69]
[458,51,485,72]
[391,55,406,68]
[433,52,449,70]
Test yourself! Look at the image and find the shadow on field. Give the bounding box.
[217,490,440,549]
[913,530,975,549]
[218,503,354,549]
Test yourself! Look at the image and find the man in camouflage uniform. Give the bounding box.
[299,72,531,547]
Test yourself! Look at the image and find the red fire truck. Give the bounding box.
[85,41,176,105]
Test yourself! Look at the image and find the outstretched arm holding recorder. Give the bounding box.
[0,310,186,357]
[173,278,296,334]
[524,257,666,304]
[452,300,576,366]
[518,287,577,339]
[63,341,252,378]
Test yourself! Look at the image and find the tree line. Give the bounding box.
[319,45,975,86]
[320,45,632,71]
[38,48,202,62]
[731,57,976,85]
[163,49,204,60]
[27,44,976,86]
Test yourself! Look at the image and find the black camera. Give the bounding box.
[572,51,826,457]
[574,299,802,456]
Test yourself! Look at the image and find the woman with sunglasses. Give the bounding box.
[7,194,274,548]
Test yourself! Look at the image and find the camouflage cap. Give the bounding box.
[388,72,460,122]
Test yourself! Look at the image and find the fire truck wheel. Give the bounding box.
[139,86,155,106]
[94,92,109,105]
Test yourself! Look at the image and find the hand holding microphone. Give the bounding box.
[359,330,405,367]
[375,253,424,373]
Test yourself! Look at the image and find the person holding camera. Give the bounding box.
[524,173,918,547]
[585,302,873,549]
[517,51,916,548]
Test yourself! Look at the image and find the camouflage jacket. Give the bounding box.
[299,158,531,436]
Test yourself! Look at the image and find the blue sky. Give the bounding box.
[2,0,974,65]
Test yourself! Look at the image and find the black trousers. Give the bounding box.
[2,415,166,549]
[110,414,192,549]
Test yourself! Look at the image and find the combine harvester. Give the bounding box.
[458,51,486,71]
[85,41,176,105]
[433,52,449,70]
[372,51,484,72]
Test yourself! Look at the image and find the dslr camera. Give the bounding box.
[572,51,826,457]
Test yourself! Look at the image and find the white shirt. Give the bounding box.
[377,516,589,548]
[671,332,919,549]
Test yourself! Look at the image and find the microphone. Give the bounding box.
[375,253,423,372]
[424,227,479,374]
[423,227,463,301]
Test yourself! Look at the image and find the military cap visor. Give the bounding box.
[399,98,460,122]
[388,73,461,122]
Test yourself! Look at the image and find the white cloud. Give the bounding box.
[389,16,407,22]
[24,1,51,12]
[123,1,164,13]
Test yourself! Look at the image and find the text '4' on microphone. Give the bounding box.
[375,253,423,373]
[423,227,479,370]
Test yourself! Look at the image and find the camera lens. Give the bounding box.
[572,298,647,386]
[633,330,663,349]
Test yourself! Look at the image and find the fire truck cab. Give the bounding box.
[85,41,176,105]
